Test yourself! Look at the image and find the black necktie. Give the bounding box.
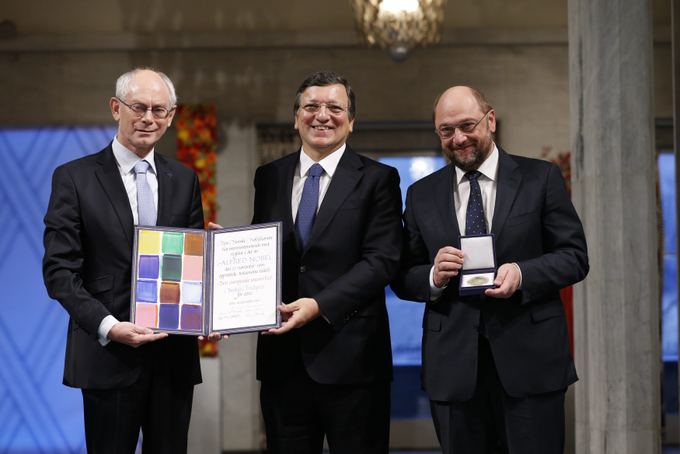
[465,170,487,235]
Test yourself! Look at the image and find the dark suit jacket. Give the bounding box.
[252,147,402,385]
[43,145,204,390]
[392,148,588,401]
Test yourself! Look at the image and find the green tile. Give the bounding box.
[161,254,183,281]
[162,232,184,254]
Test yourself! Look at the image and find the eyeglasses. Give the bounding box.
[436,110,491,139]
[116,97,175,119]
[300,103,348,116]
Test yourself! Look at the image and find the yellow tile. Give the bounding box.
[138,229,161,254]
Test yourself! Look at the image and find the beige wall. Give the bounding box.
[0,39,671,155]
[1,44,571,153]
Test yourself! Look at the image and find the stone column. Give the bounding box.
[216,122,266,451]
[568,0,660,453]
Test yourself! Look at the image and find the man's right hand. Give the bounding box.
[107,322,168,348]
[433,246,465,288]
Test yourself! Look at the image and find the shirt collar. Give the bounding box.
[455,143,499,185]
[112,137,157,175]
[299,143,346,178]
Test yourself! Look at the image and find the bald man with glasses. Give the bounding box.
[43,68,207,454]
[393,86,589,454]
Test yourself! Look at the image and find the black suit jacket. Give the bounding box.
[252,147,402,385]
[43,146,204,390]
[392,148,588,401]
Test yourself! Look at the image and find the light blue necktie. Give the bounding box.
[295,163,324,248]
[134,160,157,226]
[465,170,487,235]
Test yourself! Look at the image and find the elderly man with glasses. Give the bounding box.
[43,67,208,454]
[392,86,589,454]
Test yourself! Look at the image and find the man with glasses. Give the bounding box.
[392,86,589,454]
[43,68,205,454]
[251,71,402,454]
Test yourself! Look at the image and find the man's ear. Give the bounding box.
[166,109,176,127]
[487,109,496,134]
[110,97,121,121]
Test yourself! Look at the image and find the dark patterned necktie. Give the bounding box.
[465,170,487,235]
[295,163,324,248]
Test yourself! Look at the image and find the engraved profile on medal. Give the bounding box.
[462,272,495,288]
[467,276,490,286]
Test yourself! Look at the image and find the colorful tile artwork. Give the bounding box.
[135,229,205,332]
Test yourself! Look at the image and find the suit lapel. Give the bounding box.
[433,165,461,243]
[491,148,521,234]
[94,146,134,247]
[280,153,299,246]
[305,148,362,250]
[155,154,174,227]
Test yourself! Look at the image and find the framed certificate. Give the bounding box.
[130,222,282,335]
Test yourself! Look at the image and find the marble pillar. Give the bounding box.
[216,122,266,451]
[568,0,661,452]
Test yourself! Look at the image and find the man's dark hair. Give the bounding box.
[293,71,356,119]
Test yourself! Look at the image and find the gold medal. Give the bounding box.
[467,276,490,286]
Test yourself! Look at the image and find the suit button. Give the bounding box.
[299,265,306,273]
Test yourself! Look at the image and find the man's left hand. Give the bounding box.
[265,298,321,335]
[485,263,521,299]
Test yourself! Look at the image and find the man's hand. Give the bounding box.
[433,246,465,288]
[485,263,521,299]
[265,298,321,335]
[107,322,168,347]
[208,222,223,230]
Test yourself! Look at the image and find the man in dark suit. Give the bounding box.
[392,86,589,454]
[43,68,205,454]
[251,71,402,454]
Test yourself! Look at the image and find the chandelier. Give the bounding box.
[351,0,447,61]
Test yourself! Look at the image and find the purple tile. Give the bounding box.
[181,305,202,331]
[158,304,179,330]
[138,255,159,279]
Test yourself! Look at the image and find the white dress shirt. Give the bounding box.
[291,144,346,220]
[98,139,159,345]
[111,138,159,225]
[429,144,523,298]
[453,145,498,234]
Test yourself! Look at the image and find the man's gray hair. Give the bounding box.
[115,67,177,107]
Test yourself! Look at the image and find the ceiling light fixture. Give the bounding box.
[351,0,447,61]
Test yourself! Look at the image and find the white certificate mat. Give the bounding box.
[210,224,281,332]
